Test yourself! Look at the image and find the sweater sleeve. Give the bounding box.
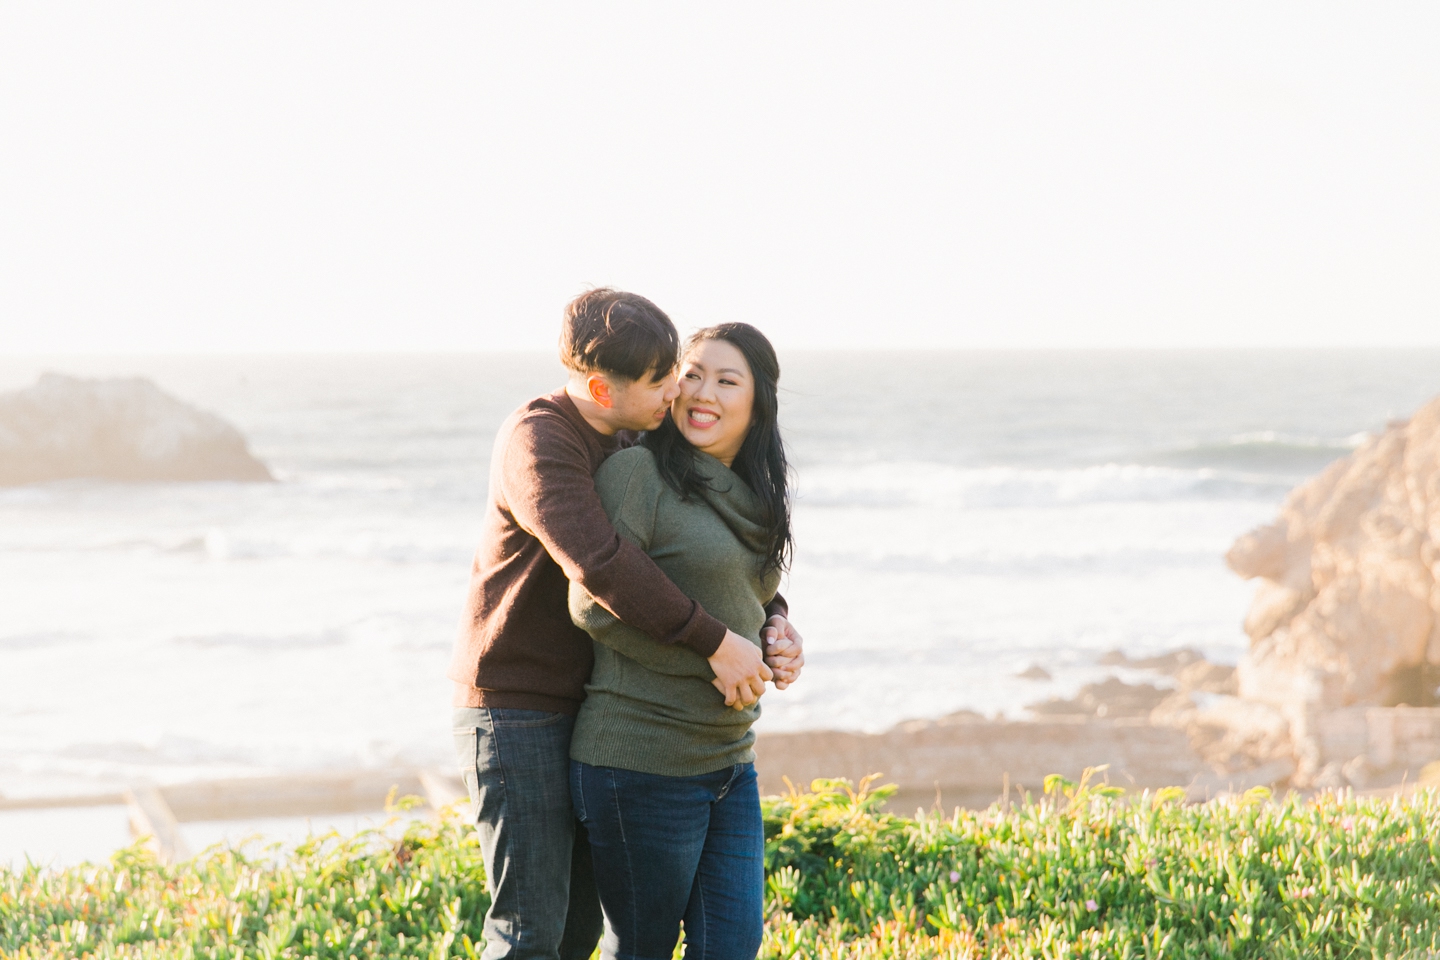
[765,593,788,620]
[501,412,727,658]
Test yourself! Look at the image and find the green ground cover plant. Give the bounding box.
[6,773,1440,958]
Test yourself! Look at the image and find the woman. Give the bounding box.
[568,322,793,960]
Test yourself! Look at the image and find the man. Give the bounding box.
[448,288,804,960]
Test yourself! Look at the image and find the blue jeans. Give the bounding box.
[453,708,604,960]
[570,760,764,960]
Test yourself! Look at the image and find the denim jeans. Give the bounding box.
[453,707,604,960]
[570,760,764,960]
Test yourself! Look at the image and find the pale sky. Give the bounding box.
[0,3,1436,352]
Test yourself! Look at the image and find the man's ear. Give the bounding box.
[587,374,614,409]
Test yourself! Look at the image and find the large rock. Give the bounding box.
[1228,396,1440,717]
[0,373,272,485]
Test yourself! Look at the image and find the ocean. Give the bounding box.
[3,350,1439,807]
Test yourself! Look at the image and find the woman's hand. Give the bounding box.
[708,630,772,709]
[762,615,805,689]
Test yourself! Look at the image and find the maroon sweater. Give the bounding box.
[449,390,784,714]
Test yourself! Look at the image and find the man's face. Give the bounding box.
[606,367,680,432]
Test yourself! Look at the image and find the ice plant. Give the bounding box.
[8,774,1440,958]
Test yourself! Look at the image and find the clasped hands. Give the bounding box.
[707,614,806,710]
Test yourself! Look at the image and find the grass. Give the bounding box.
[7,772,1440,958]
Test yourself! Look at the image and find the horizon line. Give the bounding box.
[8,344,1440,360]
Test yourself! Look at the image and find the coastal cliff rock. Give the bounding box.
[1224,395,1440,784]
[1228,395,1440,713]
[0,373,272,485]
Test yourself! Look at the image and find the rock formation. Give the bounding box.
[0,373,273,485]
[1228,396,1440,710]
[1226,395,1440,783]
[1029,676,1176,719]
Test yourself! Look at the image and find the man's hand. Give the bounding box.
[762,615,805,690]
[709,629,772,709]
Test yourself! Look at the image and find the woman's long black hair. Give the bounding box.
[643,323,793,575]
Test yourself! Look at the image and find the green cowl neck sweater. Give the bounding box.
[568,445,781,777]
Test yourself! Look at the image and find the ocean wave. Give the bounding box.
[170,615,451,653]
[55,736,257,768]
[795,462,1288,509]
[196,529,470,564]
[173,630,348,650]
[0,528,474,565]
[3,734,453,789]
[0,630,90,651]
[0,485,60,505]
[1146,431,1366,473]
[1228,430,1367,448]
[802,546,1224,578]
[286,472,410,493]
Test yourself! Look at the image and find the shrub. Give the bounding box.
[8,773,1440,958]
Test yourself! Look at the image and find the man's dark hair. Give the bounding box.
[559,288,680,381]
[643,323,793,575]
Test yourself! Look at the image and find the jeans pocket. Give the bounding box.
[451,726,480,806]
[489,708,568,728]
[570,761,589,823]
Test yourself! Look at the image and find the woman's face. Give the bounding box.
[672,338,755,468]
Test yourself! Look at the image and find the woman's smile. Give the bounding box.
[685,406,720,428]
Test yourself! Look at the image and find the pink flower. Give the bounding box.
[1085,899,1099,912]
[949,871,961,883]
[1297,886,1316,899]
